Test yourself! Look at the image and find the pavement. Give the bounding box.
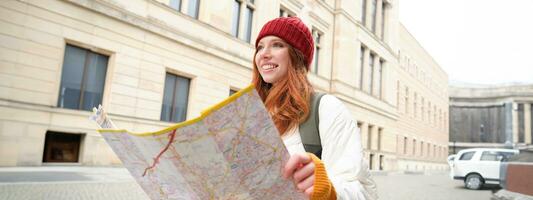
[372,171,497,200]
[1,166,530,200]
[0,166,149,200]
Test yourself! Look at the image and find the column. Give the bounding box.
[525,103,531,144]
[512,103,519,143]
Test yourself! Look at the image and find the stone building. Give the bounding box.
[0,0,449,171]
[449,84,533,153]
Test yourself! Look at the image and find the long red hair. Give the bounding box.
[252,45,314,135]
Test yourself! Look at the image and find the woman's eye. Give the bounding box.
[273,43,284,48]
[256,45,264,51]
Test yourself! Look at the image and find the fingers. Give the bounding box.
[304,186,314,198]
[293,160,315,183]
[296,174,315,191]
[283,153,312,179]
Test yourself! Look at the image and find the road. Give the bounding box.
[373,171,496,200]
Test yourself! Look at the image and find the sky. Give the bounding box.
[399,0,533,86]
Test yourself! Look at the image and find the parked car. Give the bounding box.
[450,148,519,190]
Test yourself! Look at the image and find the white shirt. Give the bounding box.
[282,94,378,200]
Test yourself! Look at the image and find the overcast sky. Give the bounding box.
[399,0,533,85]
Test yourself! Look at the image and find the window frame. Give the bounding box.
[57,44,109,111]
[311,28,323,74]
[160,73,191,123]
[234,0,255,43]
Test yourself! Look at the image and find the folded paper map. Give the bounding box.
[91,85,305,200]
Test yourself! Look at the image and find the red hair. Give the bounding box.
[252,45,314,135]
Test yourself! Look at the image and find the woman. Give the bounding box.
[253,17,377,200]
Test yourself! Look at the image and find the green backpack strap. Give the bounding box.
[299,92,326,159]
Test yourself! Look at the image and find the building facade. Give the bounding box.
[449,84,533,154]
[0,0,448,171]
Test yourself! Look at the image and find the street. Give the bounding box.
[0,167,497,200]
[373,171,496,200]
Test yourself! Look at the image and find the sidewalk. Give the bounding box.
[0,166,149,200]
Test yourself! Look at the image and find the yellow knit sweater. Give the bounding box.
[308,153,336,200]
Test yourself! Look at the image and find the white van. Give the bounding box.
[450,148,519,190]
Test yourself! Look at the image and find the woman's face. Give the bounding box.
[255,36,290,84]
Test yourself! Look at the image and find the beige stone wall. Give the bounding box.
[394,24,449,170]
[0,0,449,171]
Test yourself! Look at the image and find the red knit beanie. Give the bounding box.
[255,17,314,70]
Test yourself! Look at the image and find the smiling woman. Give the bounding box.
[255,36,290,84]
[251,17,378,200]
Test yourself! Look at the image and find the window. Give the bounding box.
[404,87,409,114]
[377,128,382,150]
[433,105,437,126]
[427,143,430,157]
[187,0,200,19]
[459,151,475,161]
[231,0,240,37]
[500,152,517,161]
[243,3,254,42]
[279,6,295,17]
[413,93,418,118]
[58,44,108,111]
[396,81,400,108]
[403,136,407,155]
[370,0,377,32]
[379,155,384,170]
[361,0,367,24]
[428,102,431,123]
[359,47,365,89]
[412,139,416,155]
[169,0,181,11]
[368,125,374,150]
[369,154,374,170]
[444,112,446,131]
[368,53,374,93]
[381,2,386,39]
[438,109,442,129]
[480,151,501,161]
[312,28,322,74]
[377,59,383,98]
[234,0,255,42]
[421,98,425,121]
[420,141,424,156]
[161,73,190,123]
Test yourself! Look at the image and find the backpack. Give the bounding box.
[299,92,326,159]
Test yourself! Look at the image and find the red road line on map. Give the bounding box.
[143,129,177,176]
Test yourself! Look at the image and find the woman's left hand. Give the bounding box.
[283,153,315,197]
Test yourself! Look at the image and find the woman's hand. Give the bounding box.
[283,153,315,198]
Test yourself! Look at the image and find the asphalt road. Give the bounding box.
[373,171,497,200]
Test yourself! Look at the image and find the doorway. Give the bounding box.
[42,131,82,163]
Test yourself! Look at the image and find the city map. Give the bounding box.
[91,85,305,200]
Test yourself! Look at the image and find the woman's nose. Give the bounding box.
[260,47,272,59]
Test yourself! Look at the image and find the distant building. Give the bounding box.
[0,0,449,172]
[449,84,533,153]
